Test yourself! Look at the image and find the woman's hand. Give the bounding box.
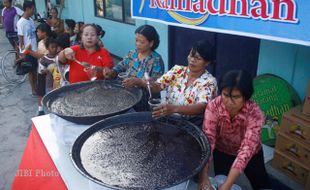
[198,177,215,190]
[102,67,116,79]
[141,77,155,87]
[218,182,231,190]
[63,48,75,60]
[152,103,176,119]
[122,77,142,88]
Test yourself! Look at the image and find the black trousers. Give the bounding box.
[213,148,271,190]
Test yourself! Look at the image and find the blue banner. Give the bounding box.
[132,0,310,46]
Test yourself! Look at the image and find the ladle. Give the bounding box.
[144,72,152,100]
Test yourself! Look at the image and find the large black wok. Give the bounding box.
[42,80,142,124]
[71,112,210,190]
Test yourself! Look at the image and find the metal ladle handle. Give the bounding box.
[144,72,152,100]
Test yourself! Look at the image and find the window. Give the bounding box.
[95,0,135,24]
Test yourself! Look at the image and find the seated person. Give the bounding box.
[103,24,164,111]
[104,24,164,86]
[199,70,271,190]
[147,40,218,125]
[58,24,113,84]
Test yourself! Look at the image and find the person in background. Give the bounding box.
[58,24,113,84]
[199,70,271,190]
[64,19,76,45]
[27,23,53,59]
[36,37,58,116]
[103,24,164,111]
[47,7,64,34]
[55,33,70,85]
[17,1,38,96]
[55,32,70,53]
[95,24,105,47]
[147,40,217,125]
[72,21,84,45]
[1,0,23,51]
[25,23,54,116]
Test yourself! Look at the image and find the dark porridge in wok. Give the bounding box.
[50,84,136,116]
[80,121,203,189]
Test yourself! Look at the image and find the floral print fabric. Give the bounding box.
[203,96,264,172]
[112,49,164,78]
[156,65,217,105]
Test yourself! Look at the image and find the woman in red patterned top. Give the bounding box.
[199,70,271,190]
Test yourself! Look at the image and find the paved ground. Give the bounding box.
[0,29,37,190]
[0,27,306,190]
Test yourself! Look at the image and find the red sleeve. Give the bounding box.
[202,97,219,162]
[232,103,264,172]
[70,45,80,52]
[100,48,113,68]
[65,45,80,66]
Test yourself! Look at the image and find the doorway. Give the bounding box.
[168,26,261,81]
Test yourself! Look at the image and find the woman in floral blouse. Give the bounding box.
[148,40,218,121]
[103,24,164,87]
[199,70,271,190]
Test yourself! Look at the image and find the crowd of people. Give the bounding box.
[1,1,273,190]
[1,0,110,115]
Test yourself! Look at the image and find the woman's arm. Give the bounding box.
[152,103,206,119]
[230,103,263,172]
[219,168,241,190]
[149,65,184,93]
[104,51,132,79]
[198,101,219,190]
[27,50,44,59]
[198,164,215,190]
[174,103,206,115]
[220,103,264,189]
[58,47,76,64]
[18,35,24,50]
[58,49,68,64]
[113,51,132,74]
[122,56,164,89]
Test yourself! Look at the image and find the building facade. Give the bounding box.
[34,0,310,99]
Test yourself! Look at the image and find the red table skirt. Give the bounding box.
[11,124,67,190]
